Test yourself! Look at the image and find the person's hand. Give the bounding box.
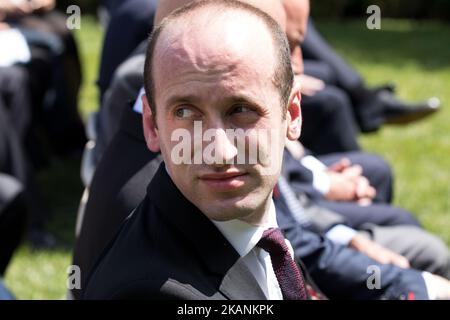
[0,22,10,30]
[0,0,33,18]
[326,170,359,201]
[430,274,450,300]
[295,74,325,97]
[327,157,351,172]
[29,0,55,13]
[354,174,376,205]
[325,158,376,203]
[349,234,410,269]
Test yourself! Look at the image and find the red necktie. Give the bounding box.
[257,228,308,300]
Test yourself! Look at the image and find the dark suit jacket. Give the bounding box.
[72,106,161,300]
[83,163,272,300]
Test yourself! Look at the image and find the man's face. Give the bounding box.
[143,12,300,225]
[283,0,309,75]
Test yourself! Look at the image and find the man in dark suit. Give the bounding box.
[82,0,450,300]
[76,0,450,299]
[0,98,28,275]
[301,18,440,134]
[85,0,312,300]
[97,0,159,101]
[283,0,440,139]
[283,0,440,154]
[1,0,86,156]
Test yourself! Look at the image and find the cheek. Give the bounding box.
[251,121,285,171]
[156,123,180,163]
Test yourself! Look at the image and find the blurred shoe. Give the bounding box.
[382,92,441,125]
[351,85,439,132]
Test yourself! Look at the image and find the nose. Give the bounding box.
[205,127,238,166]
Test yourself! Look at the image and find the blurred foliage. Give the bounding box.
[312,0,450,21]
[55,1,450,20]
[56,0,99,14]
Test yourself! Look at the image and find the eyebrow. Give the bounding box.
[164,92,265,109]
[164,94,201,109]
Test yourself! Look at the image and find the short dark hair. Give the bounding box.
[144,0,293,119]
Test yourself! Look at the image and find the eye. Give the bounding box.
[175,106,196,119]
[230,104,254,115]
[229,104,261,126]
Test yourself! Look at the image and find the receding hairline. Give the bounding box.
[150,0,284,79]
[153,5,279,62]
[144,0,294,118]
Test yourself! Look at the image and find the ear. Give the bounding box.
[285,81,302,141]
[142,94,161,152]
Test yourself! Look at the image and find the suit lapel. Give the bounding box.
[219,258,268,300]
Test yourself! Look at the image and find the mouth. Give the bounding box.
[198,171,248,191]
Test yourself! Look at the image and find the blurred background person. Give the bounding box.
[0,0,86,248]
[1,0,86,158]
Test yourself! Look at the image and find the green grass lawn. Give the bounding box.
[4,17,450,299]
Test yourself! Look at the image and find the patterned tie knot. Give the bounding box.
[256,227,308,300]
[257,228,290,256]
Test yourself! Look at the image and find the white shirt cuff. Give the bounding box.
[422,271,437,300]
[325,224,357,246]
[300,155,331,195]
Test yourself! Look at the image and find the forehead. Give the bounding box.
[152,9,278,94]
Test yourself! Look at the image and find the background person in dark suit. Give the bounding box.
[0,98,28,276]
[1,0,86,158]
[301,18,440,134]
[97,0,159,101]
[0,66,53,248]
[282,0,440,155]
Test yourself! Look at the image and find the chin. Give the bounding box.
[202,196,260,222]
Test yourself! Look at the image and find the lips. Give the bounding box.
[198,171,248,191]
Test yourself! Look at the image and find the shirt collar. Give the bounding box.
[211,200,278,257]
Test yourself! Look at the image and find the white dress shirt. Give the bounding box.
[211,200,295,300]
[0,29,31,67]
